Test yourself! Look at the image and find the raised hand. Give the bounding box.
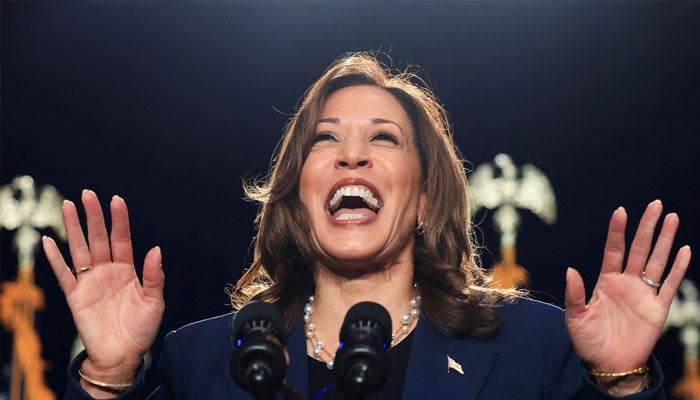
[565,200,691,390]
[42,190,164,393]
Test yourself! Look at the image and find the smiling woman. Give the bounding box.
[237,55,506,345]
[43,52,691,399]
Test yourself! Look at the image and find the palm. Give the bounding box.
[43,190,164,371]
[68,262,162,366]
[565,202,691,373]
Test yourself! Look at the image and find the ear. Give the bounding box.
[417,191,428,225]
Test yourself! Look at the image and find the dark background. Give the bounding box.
[1,1,698,397]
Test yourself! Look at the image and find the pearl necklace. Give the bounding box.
[304,283,421,370]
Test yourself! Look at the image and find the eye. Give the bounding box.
[371,132,400,145]
[312,132,337,144]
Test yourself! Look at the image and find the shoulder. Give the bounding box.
[162,313,234,357]
[168,313,234,337]
[156,313,239,398]
[496,296,565,323]
[485,297,569,347]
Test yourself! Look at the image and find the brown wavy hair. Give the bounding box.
[231,52,514,339]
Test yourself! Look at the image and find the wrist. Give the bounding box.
[78,358,138,398]
[589,364,652,396]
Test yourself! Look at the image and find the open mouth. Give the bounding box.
[328,185,381,220]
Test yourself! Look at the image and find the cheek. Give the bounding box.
[298,171,313,208]
[298,157,324,208]
[397,158,424,199]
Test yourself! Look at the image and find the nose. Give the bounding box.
[334,139,372,169]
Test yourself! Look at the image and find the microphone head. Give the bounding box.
[334,301,392,396]
[230,300,287,394]
[232,300,285,343]
[339,301,392,344]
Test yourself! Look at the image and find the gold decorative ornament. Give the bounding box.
[0,175,65,400]
[469,154,557,289]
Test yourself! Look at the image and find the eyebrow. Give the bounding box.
[317,117,404,133]
[317,118,340,124]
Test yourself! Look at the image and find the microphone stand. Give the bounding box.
[312,382,367,400]
[279,380,306,400]
[245,370,306,400]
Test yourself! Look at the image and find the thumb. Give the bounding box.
[565,267,587,319]
[142,246,164,299]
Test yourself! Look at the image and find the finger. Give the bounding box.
[142,246,165,301]
[62,199,91,269]
[599,207,627,275]
[624,200,663,276]
[82,189,112,265]
[643,213,680,282]
[565,267,587,319]
[110,195,134,266]
[42,236,77,294]
[659,245,692,306]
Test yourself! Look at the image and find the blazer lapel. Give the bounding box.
[402,317,499,400]
[285,323,311,397]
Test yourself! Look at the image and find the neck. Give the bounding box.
[306,262,419,366]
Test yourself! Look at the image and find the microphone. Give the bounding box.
[230,300,289,399]
[332,302,392,399]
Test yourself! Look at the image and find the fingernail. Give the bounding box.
[648,199,662,206]
[155,246,163,268]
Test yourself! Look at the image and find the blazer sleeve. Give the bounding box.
[63,351,146,400]
[145,330,182,399]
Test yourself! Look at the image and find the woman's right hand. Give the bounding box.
[42,189,165,394]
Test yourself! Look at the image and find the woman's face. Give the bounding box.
[299,85,426,272]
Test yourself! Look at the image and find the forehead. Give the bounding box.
[320,85,412,127]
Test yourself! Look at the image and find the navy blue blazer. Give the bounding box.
[65,297,666,399]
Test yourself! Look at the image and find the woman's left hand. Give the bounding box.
[565,200,692,375]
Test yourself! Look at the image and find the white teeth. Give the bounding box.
[329,185,380,212]
[336,213,367,221]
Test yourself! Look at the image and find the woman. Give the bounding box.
[43,52,691,399]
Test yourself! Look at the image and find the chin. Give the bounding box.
[319,258,388,279]
[326,248,384,263]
